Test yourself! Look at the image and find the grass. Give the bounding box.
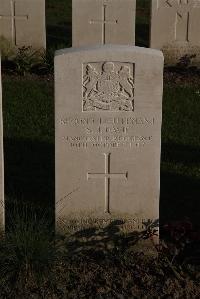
[46,0,72,48]
[3,78,53,142]
[2,78,54,218]
[161,85,200,225]
[136,0,150,46]
[162,86,200,147]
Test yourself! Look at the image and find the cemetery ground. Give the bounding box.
[0,0,199,298]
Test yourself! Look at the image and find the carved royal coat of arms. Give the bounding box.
[83,62,135,111]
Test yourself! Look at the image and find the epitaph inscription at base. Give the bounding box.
[55,46,163,238]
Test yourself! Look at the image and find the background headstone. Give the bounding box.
[55,45,163,238]
[72,0,136,47]
[0,0,46,49]
[151,0,200,65]
[0,58,4,230]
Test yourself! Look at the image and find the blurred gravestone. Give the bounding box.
[151,0,200,65]
[55,45,163,247]
[0,0,46,49]
[72,0,136,47]
[0,57,4,230]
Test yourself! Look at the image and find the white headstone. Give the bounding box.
[151,0,200,64]
[55,45,163,238]
[0,0,46,49]
[72,0,136,47]
[0,57,4,230]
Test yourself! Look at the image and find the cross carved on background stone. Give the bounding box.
[89,5,118,44]
[0,0,28,45]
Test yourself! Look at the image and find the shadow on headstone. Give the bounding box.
[57,219,159,259]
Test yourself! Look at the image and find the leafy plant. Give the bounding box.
[38,44,67,75]
[36,46,55,75]
[177,54,197,69]
[11,46,44,76]
[1,45,56,76]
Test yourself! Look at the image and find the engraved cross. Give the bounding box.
[165,0,200,41]
[0,0,28,45]
[87,153,128,214]
[89,5,118,44]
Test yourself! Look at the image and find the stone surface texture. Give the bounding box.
[55,45,163,235]
[151,0,200,65]
[0,58,4,230]
[72,0,136,47]
[0,0,46,49]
